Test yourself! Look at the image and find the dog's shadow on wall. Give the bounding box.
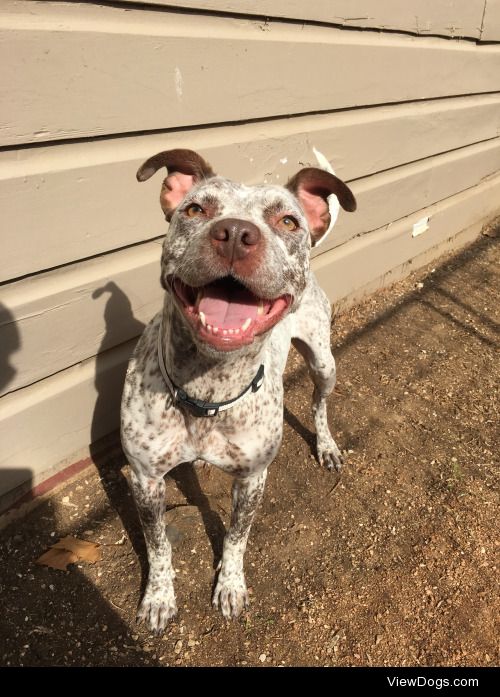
[0,302,21,393]
[90,282,226,591]
[90,282,147,584]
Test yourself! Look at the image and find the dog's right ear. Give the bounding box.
[136,149,216,221]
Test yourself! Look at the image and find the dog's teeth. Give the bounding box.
[222,329,228,336]
[228,329,234,335]
[234,328,239,334]
[212,326,219,334]
[196,289,203,306]
[199,311,206,327]
[257,302,264,315]
[241,318,252,332]
[207,324,212,332]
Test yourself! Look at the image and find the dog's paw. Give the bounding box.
[137,583,177,634]
[318,440,344,473]
[212,571,249,619]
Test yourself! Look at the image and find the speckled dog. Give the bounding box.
[121,149,356,633]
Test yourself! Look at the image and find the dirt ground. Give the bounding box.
[0,232,498,667]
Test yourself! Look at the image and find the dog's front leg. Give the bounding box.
[213,470,267,619]
[129,468,177,633]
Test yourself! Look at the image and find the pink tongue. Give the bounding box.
[198,283,260,328]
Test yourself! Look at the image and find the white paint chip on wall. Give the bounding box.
[174,66,183,99]
[312,146,341,247]
[412,216,430,237]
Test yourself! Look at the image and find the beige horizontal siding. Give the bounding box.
[315,173,500,301]
[2,0,500,505]
[126,0,487,39]
[3,136,500,398]
[2,2,500,147]
[0,340,136,493]
[323,137,500,252]
[2,171,499,497]
[0,242,163,397]
[482,0,500,41]
[2,93,500,282]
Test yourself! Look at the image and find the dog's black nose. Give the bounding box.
[209,218,261,262]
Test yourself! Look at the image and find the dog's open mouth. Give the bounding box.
[170,276,292,350]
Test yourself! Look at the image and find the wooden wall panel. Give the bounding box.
[126,0,486,39]
[315,174,500,303]
[322,138,500,252]
[2,94,500,282]
[0,340,136,495]
[2,172,499,500]
[2,2,500,147]
[0,242,163,396]
[1,0,500,505]
[481,0,500,40]
[2,137,500,396]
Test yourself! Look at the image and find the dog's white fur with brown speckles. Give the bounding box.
[120,149,356,633]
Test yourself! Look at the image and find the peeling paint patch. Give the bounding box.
[174,67,183,99]
[312,146,340,247]
[412,216,430,237]
[312,146,333,173]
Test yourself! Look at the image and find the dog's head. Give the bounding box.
[137,148,356,353]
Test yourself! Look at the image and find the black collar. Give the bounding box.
[157,318,265,417]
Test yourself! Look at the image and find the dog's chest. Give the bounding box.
[181,397,283,473]
[122,315,291,475]
[125,387,283,475]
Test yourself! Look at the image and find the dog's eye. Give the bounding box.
[280,215,299,231]
[185,203,204,217]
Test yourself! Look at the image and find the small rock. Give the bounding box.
[259,653,266,662]
[174,640,183,655]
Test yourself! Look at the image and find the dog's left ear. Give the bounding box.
[137,148,216,220]
[286,168,356,245]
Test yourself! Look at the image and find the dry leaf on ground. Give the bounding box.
[52,536,101,563]
[35,536,101,570]
[35,548,79,571]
